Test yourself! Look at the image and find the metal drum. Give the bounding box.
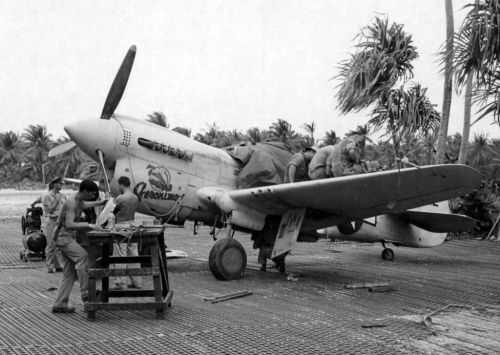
[22,231,47,253]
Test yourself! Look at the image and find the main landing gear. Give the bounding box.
[381,241,394,261]
[208,226,247,280]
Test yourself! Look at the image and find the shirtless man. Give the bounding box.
[51,180,107,313]
[111,176,141,289]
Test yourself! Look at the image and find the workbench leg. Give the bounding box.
[150,243,165,319]
[87,244,98,320]
[101,242,110,303]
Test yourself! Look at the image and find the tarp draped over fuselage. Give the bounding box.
[225,142,292,189]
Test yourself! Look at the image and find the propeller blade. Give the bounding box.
[48,141,77,158]
[101,45,137,120]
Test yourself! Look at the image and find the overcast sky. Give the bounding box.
[1,0,499,141]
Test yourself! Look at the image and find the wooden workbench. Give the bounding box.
[85,227,173,320]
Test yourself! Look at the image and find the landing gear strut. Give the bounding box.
[381,241,394,261]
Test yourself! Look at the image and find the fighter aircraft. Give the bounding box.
[50,45,481,280]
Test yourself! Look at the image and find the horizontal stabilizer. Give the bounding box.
[396,211,476,233]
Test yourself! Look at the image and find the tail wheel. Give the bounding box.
[209,238,247,280]
[381,248,394,261]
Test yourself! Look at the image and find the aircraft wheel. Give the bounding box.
[209,238,247,280]
[381,248,394,261]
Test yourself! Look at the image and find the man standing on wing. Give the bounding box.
[111,176,142,290]
[52,180,106,313]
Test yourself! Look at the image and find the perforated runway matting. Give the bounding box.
[1,221,500,354]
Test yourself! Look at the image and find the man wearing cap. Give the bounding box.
[32,177,66,273]
[284,146,317,183]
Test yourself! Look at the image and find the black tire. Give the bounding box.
[381,248,394,261]
[209,238,247,280]
[21,216,26,235]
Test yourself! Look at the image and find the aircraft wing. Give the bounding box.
[199,165,481,231]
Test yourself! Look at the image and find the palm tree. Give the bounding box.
[22,124,54,183]
[450,0,500,162]
[336,16,419,113]
[301,121,316,146]
[0,131,22,165]
[459,74,474,163]
[146,111,168,127]
[347,125,371,138]
[468,133,494,168]
[323,130,339,146]
[436,0,455,164]
[193,122,223,146]
[370,84,441,163]
[269,119,297,144]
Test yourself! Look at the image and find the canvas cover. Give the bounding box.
[225,142,292,189]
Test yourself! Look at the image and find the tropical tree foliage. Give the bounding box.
[335,16,441,165]
[301,121,316,146]
[369,84,441,161]
[323,130,340,146]
[21,125,54,183]
[146,111,168,127]
[451,0,500,123]
[336,17,418,113]
[269,119,297,144]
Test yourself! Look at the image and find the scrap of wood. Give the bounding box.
[204,291,252,304]
[345,282,389,289]
[369,285,397,293]
[361,324,387,328]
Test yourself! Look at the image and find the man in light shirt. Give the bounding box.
[32,176,66,273]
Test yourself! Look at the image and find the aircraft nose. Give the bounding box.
[64,120,100,157]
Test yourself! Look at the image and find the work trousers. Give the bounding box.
[45,217,62,270]
[53,236,89,307]
[308,166,328,180]
[112,243,142,288]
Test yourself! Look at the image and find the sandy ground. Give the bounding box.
[0,189,153,223]
[0,189,76,221]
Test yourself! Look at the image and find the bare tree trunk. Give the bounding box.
[458,74,472,164]
[436,0,454,164]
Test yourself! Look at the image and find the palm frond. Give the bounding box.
[335,16,418,113]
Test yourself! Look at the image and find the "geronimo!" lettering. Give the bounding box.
[134,181,179,201]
